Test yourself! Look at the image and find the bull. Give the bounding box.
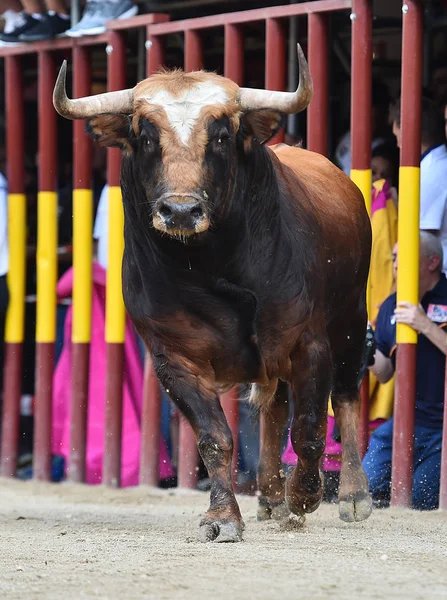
[53,46,372,542]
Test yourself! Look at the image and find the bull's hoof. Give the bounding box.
[286,470,324,516]
[257,497,290,522]
[338,490,373,523]
[198,519,245,543]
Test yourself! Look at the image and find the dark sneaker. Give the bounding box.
[65,0,138,37]
[0,12,39,42]
[18,11,70,42]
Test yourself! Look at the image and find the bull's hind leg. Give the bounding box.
[286,336,332,517]
[330,306,373,523]
[153,355,244,543]
[256,380,291,521]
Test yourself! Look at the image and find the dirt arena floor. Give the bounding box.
[0,478,446,600]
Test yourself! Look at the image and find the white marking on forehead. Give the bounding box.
[146,81,229,145]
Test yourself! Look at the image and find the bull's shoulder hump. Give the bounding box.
[269,145,362,200]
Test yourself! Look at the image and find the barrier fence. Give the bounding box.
[1,0,444,509]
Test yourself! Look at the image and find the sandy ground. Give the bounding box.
[0,478,446,600]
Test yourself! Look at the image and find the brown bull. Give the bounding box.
[54,46,372,542]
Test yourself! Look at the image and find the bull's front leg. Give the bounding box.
[256,380,291,521]
[286,337,332,517]
[153,354,244,543]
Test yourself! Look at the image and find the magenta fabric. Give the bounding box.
[281,415,386,472]
[371,180,390,218]
[52,262,174,486]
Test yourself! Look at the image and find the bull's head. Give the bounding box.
[53,45,312,240]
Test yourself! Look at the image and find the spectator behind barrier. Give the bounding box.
[0,0,71,42]
[364,232,446,510]
[0,0,137,43]
[390,95,447,274]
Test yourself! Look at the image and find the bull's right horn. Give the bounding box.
[53,60,134,120]
[238,44,313,114]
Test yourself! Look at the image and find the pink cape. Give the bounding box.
[282,415,342,471]
[52,262,174,486]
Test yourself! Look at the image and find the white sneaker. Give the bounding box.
[65,0,138,38]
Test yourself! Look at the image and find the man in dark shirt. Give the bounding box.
[363,232,446,510]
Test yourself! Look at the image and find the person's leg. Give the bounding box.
[44,0,68,14]
[0,0,22,11]
[362,418,394,506]
[18,0,43,12]
[412,426,442,510]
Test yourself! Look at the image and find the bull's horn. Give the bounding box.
[238,44,313,114]
[53,60,134,120]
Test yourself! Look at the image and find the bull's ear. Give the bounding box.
[240,109,285,148]
[85,114,134,150]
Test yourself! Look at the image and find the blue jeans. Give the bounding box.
[362,417,442,510]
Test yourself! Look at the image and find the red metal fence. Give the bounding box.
[1,0,443,509]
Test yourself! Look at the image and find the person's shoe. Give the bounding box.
[0,12,38,42]
[65,0,138,38]
[18,11,70,42]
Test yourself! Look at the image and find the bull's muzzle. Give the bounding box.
[153,193,210,237]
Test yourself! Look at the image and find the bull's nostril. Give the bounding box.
[159,204,172,219]
[190,206,203,219]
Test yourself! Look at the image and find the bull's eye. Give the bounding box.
[217,133,229,144]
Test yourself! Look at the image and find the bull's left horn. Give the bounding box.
[53,60,134,120]
[238,44,313,114]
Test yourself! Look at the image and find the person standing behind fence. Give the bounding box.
[391,96,447,273]
[363,232,447,510]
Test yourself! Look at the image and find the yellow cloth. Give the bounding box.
[368,179,397,421]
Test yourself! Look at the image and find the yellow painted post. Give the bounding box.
[36,191,58,344]
[396,167,420,344]
[391,0,423,507]
[106,185,126,344]
[72,189,93,343]
[5,193,26,344]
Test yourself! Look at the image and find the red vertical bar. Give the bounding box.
[107,32,126,189]
[34,50,57,482]
[224,24,244,84]
[69,46,92,484]
[220,389,239,485]
[185,29,203,72]
[307,13,328,156]
[391,0,423,507]
[440,358,447,509]
[351,0,372,172]
[266,18,286,145]
[73,47,92,189]
[178,415,198,488]
[223,23,243,486]
[351,0,372,451]
[139,353,161,486]
[103,31,126,488]
[1,56,25,477]
[146,31,165,75]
